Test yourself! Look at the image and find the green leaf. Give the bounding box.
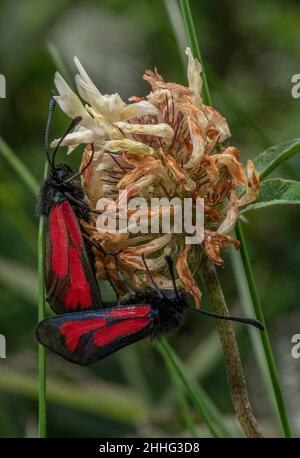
[254,139,300,180]
[241,178,300,213]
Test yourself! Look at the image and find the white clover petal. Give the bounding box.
[73,57,126,122]
[185,47,202,104]
[50,129,95,149]
[113,121,174,139]
[120,100,160,120]
[85,105,122,140]
[105,139,155,156]
[103,93,127,121]
[54,72,99,132]
[74,57,105,106]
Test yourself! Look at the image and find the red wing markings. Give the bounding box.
[65,246,92,309]
[50,203,68,278]
[93,318,150,346]
[60,200,83,248]
[59,306,152,352]
[49,201,92,310]
[108,305,150,318]
[60,317,107,351]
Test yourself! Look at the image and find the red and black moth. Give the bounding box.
[37,93,102,315]
[36,288,187,365]
[36,255,264,366]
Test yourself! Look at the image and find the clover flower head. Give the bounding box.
[52,48,260,306]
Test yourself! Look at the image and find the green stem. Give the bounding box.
[161,344,198,437]
[157,340,232,438]
[0,137,39,196]
[200,259,263,437]
[235,222,293,437]
[38,161,48,438]
[0,137,48,435]
[229,244,279,417]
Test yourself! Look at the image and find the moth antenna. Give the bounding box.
[63,143,95,184]
[45,91,56,167]
[165,255,181,301]
[114,253,136,296]
[141,254,165,299]
[190,307,265,331]
[51,115,82,167]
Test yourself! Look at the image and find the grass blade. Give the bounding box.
[234,222,293,437]
[206,68,272,149]
[47,41,73,86]
[156,340,232,438]
[179,0,212,106]
[37,161,48,438]
[161,347,198,437]
[0,136,48,435]
[0,137,39,196]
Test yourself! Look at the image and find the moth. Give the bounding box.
[37,94,102,315]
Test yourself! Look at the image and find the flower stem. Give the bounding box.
[38,161,48,438]
[200,258,263,437]
[235,222,293,437]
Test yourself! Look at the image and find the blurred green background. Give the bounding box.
[0,0,300,437]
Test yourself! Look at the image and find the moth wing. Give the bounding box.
[36,305,153,365]
[45,201,102,314]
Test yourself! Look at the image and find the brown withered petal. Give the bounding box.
[184,117,205,169]
[162,151,196,192]
[238,160,260,208]
[204,231,240,266]
[176,246,202,308]
[212,149,247,185]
